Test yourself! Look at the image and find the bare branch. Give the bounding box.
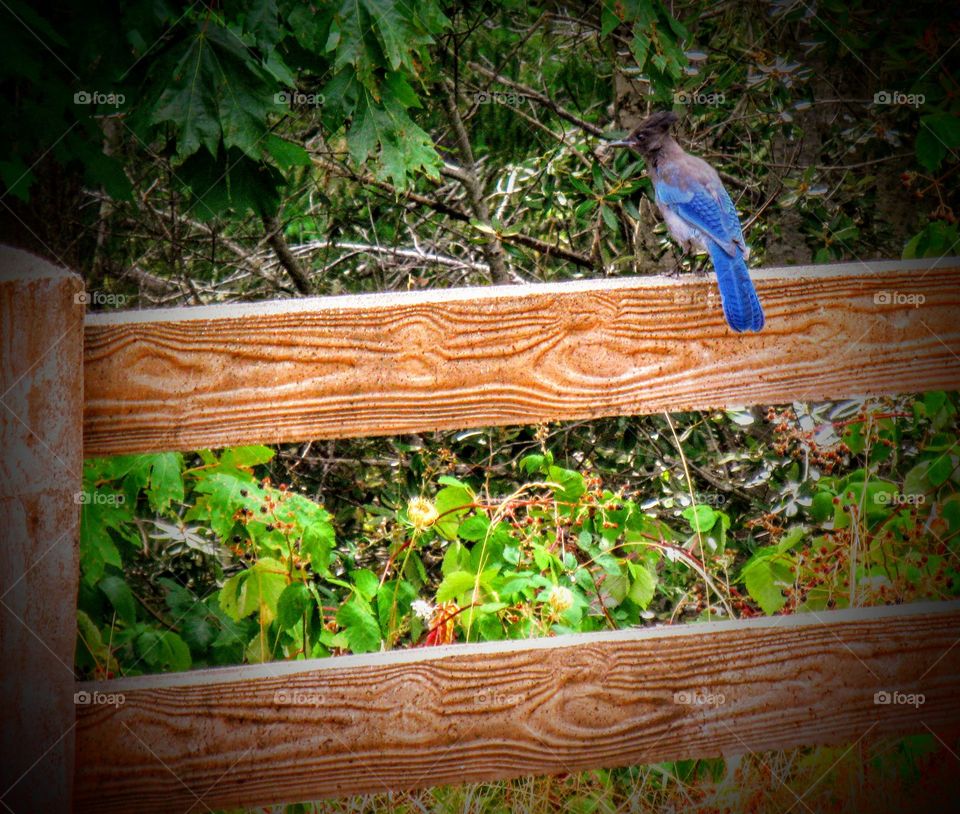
[262,213,313,294]
[440,78,512,284]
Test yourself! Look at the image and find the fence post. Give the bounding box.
[0,247,84,812]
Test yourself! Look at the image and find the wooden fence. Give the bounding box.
[2,246,960,812]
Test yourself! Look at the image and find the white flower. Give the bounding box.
[412,599,435,622]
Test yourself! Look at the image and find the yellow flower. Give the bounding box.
[548,585,574,614]
[408,496,439,531]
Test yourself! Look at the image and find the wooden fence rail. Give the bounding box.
[74,602,960,814]
[2,248,960,812]
[84,258,960,457]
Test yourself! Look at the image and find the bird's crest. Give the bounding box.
[630,110,678,139]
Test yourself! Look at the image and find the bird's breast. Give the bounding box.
[659,203,706,250]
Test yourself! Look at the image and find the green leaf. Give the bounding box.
[518,454,546,474]
[903,460,935,498]
[98,575,137,624]
[246,559,288,624]
[600,1,622,37]
[244,630,273,663]
[76,610,116,671]
[150,24,279,161]
[178,147,284,218]
[441,541,470,576]
[844,422,866,456]
[179,614,216,652]
[79,499,129,585]
[434,485,472,540]
[336,596,381,653]
[916,113,960,172]
[136,629,192,672]
[600,203,618,230]
[218,571,246,622]
[351,569,380,601]
[264,134,311,170]
[220,445,276,467]
[191,470,263,539]
[627,564,657,609]
[437,475,469,488]
[904,221,960,260]
[924,391,948,416]
[301,520,335,574]
[344,84,442,189]
[929,454,954,487]
[574,198,597,218]
[776,525,807,553]
[682,504,717,533]
[810,490,835,522]
[377,578,417,634]
[458,514,489,542]
[741,550,793,615]
[220,559,287,623]
[144,452,185,512]
[547,466,586,502]
[277,582,312,630]
[436,570,479,603]
[236,0,281,50]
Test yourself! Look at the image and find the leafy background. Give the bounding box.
[3,0,960,811]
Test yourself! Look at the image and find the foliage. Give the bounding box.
[77,393,960,680]
[0,0,449,222]
[3,1,957,291]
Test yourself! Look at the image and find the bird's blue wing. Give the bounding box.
[655,180,741,256]
[715,184,746,248]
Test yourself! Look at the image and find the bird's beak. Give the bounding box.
[606,138,633,147]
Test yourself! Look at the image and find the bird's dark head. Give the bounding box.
[608,111,679,156]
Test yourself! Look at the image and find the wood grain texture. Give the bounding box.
[0,247,85,812]
[83,258,960,457]
[74,601,960,813]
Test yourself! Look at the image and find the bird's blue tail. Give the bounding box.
[706,242,764,332]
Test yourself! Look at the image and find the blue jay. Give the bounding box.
[609,112,764,332]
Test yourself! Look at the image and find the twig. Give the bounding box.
[465,60,605,137]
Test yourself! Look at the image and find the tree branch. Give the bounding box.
[311,155,595,270]
[439,78,511,284]
[262,214,313,295]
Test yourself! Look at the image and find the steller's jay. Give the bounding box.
[609,111,764,333]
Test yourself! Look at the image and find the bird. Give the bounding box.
[608,111,764,333]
